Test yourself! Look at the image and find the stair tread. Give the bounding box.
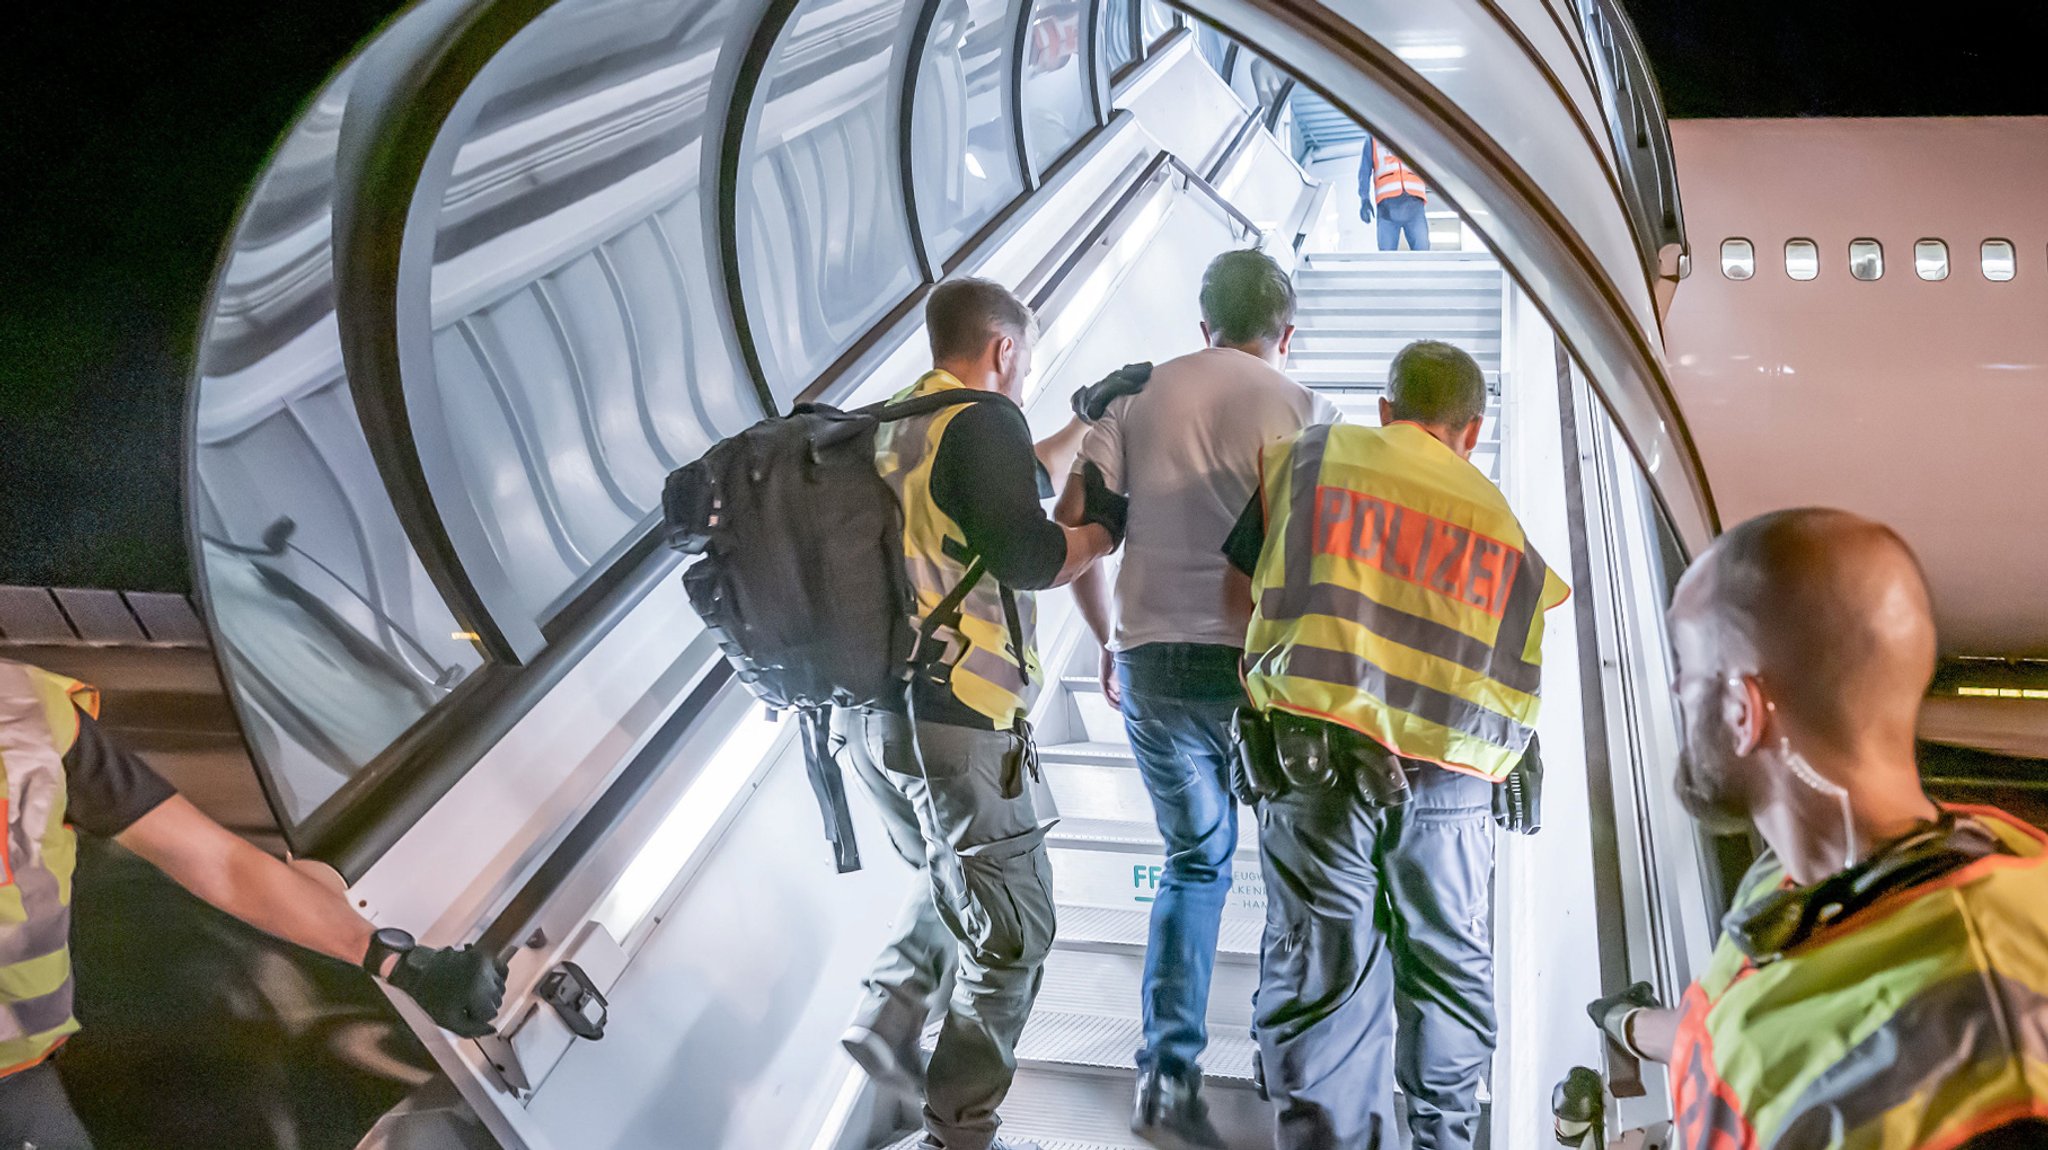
[880,1136,1136,1150]
[1039,740,1135,765]
[1018,1011,1258,1084]
[1049,816,1257,859]
[1054,903,1261,959]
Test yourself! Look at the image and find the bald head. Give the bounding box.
[1673,508,1936,753]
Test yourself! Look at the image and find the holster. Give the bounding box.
[1270,711,1412,809]
[1230,708,1287,804]
[1270,710,1339,790]
[1493,733,1544,835]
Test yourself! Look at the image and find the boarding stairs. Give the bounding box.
[878,250,1509,1150]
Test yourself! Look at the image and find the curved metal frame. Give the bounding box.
[717,0,806,416]
[900,0,949,280]
[332,0,558,667]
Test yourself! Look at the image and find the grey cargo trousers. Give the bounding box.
[1254,760,1497,1150]
[839,707,1057,1150]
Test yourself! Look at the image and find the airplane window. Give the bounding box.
[1785,238,1819,281]
[1981,239,2017,281]
[1720,238,1755,281]
[1849,239,1884,281]
[1915,239,1949,281]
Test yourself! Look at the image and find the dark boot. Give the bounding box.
[1132,1064,1228,1150]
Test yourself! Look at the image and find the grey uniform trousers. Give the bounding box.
[839,706,1057,1150]
[1254,761,1497,1150]
[0,1062,95,1150]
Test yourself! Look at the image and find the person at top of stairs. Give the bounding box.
[1222,341,1565,1150]
[1054,249,1339,1150]
[1359,137,1431,252]
[837,278,1125,1150]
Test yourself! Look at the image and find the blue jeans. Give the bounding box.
[1255,756,1496,1150]
[1377,193,1431,251]
[1115,643,1246,1077]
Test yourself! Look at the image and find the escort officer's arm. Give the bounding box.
[68,715,506,1036]
[1034,415,1089,482]
[1053,385,1140,701]
[929,400,1118,591]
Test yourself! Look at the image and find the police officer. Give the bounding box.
[836,277,1123,1150]
[1220,340,1564,1150]
[0,657,505,1150]
[1586,509,2048,1149]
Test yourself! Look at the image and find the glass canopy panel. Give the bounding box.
[912,0,1028,261]
[742,0,925,403]
[422,0,754,627]
[1020,0,1092,173]
[190,60,485,831]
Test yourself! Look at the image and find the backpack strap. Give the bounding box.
[866,388,1011,423]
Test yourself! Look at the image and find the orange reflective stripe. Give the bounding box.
[1671,983,1759,1150]
[0,1034,66,1080]
[1922,1101,2048,1150]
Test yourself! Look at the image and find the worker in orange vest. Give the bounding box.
[1358,137,1430,251]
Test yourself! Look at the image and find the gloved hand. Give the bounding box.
[1079,462,1128,547]
[1586,980,1661,1055]
[1359,200,1375,224]
[1493,734,1544,834]
[388,943,508,1037]
[1071,362,1151,422]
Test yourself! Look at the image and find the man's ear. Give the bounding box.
[1460,417,1483,455]
[1727,674,1768,757]
[1276,324,1297,357]
[1378,396,1395,426]
[991,333,1015,376]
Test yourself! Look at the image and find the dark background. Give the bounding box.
[5,1,2047,594]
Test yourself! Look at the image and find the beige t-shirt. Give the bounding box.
[1076,347,1340,651]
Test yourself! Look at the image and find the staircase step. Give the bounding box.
[1049,815,1256,856]
[1290,365,1500,388]
[1020,1011,1258,1086]
[879,1136,1136,1150]
[1039,740,1136,766]
[1050,839,1267,919]
[1291,311,1499,332]
[1038,948,1259,1030]
[1000,1063,1273,1148]
[1052,903,1261,961]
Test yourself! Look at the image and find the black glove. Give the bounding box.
[1079,462,1128,547]
[388,944,507,1038]
[1359,200,1375,224]
[1071,362,1151,422]
[1493,734,1544,834]
[1586,980,1661,1054]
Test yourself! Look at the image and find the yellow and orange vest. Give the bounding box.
[0,660,95,1077]
[1242,422,1567,781]
[1672,806,2048,1149]
[874,371,1040,726]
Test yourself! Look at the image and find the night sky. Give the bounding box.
[5,1,2046,594]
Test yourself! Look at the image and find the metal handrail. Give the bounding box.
[1577,0,1688,285]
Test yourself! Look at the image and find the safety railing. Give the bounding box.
[1575,0,1688,288]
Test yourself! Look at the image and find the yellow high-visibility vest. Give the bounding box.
[1671,806,2048,1150]
[1371,140,1428,204]
[0,660,96,1077]
[874,371,1040,726]
[1243,422,1567,780]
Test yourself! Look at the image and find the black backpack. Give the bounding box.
[663,389,1010,872]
